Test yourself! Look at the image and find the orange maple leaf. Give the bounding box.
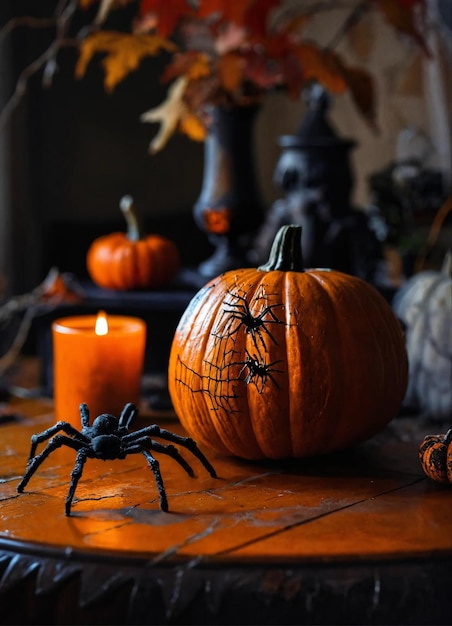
[217,53,243,93]
[289,43,377,128]
[76,31,177,91]
[161,52,211,83]
[179,112,207,143]
[292,44,347,95]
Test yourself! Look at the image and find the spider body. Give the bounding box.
[216,290,284,354]
[239,351,284,393]
[81,413,127,459]
[17,402,217,515]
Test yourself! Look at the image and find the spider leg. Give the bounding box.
[79,403,90,429]
[125,437,195,477]
[118,402,137,430]
[65,448,90,516]
[126,445,168,511]
[124,427,217,478]
[17,435,87,493]
[28,422,89,460]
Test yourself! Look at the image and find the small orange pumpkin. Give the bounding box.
[168,225,408,460]
[418,429,452,484]
[87,196,180,290]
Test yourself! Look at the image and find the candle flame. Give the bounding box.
[95,310,109,336]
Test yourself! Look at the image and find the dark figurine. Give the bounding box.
[253,84,381,282]
[17,402,217,515]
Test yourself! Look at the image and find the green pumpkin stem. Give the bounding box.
[258,225,304,272]
[120,195,144,242]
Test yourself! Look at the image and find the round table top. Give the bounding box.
[1,394,451,565]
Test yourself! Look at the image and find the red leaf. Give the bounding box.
[372,0,430,55]
[292,44,347,95]
[342,65,377,130]
[161,52,211,83]
[197,0,255,26]
[244,0,281,40]
[241,52,283,90]
[139,0,195,38]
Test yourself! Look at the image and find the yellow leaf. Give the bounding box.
[76,31,178,91]
[186,53,211,81]
[179,113,207,142]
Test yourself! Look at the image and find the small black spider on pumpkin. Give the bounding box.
[17,402,217,515]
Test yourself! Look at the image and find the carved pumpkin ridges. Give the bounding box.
[216,270,274,458]
[284,272,343,458]
[172,283,234,457]
[244,271,291,459]
[169,226,408,460]
[308,271,406,452]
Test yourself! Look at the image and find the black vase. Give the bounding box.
[193,104,265,278]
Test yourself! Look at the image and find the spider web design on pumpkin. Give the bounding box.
[211,283,285,357]
[175,281,287,410]
[174,353,243,413]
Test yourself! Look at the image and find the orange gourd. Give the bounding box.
[168,225,408,460]
[87,196,180,290]
[418,429,452,484]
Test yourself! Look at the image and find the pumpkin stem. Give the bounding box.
[119,195,144,242]
[258,225,304,272]
[444,429,452,443]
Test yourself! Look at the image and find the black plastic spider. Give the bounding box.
[16,402,217,516]
[214,289,284,354]
[238,351,284,393]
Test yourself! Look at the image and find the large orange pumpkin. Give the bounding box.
[168,225,408,460]
[87,196,180,290]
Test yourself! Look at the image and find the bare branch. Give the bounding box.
[0,17,56,46]
[327,0,370,50]
[0,0,83,132]
[0,37,79,133]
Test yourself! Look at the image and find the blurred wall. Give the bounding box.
[1,1,450,292]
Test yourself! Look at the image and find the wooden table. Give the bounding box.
[0,360,451,625]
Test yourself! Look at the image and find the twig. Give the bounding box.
[0,305,37,375]
[0,37,79,133]
[0,0,82,132]
[327,0,370,50]
[0,17,57,45]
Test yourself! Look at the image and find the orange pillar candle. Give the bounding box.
[52,311,146,426]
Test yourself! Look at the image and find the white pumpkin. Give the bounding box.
[392,252,452,420]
